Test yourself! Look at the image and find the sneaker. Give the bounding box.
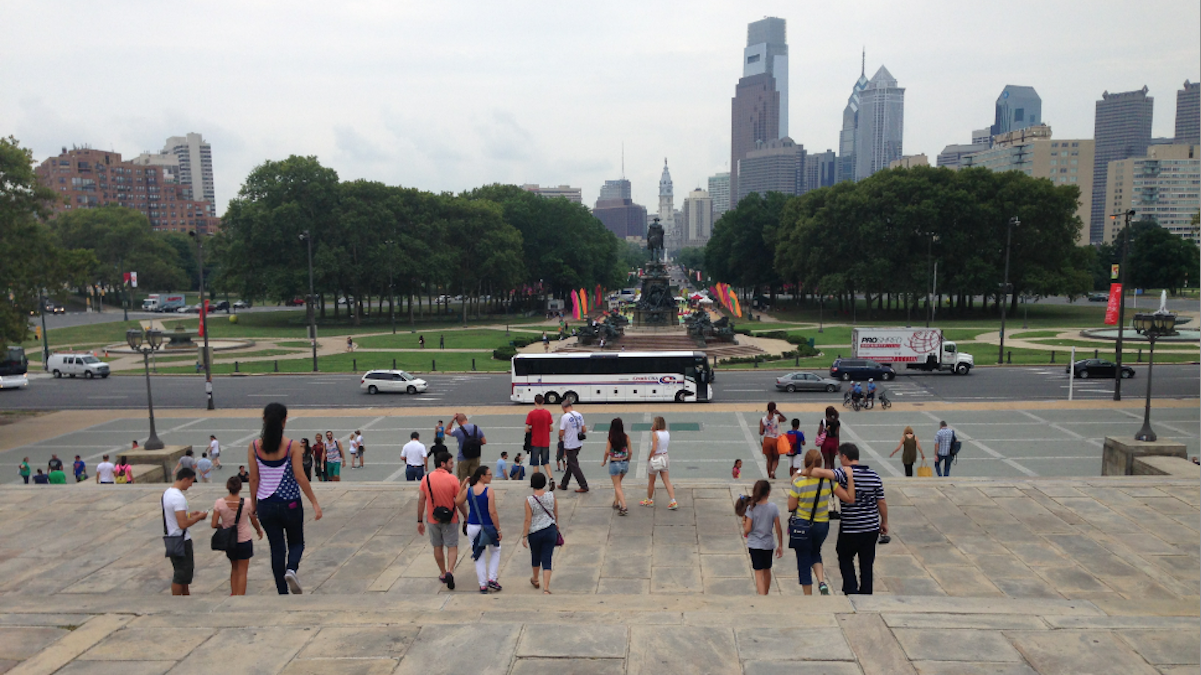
[619,508,629,516]
[284,569,303,595]
[639,499,654,507]
[667,500,679,510]
[487,580,503,592]
[445,572,455,590]
[480,585,489,594]
[818,582,830,596]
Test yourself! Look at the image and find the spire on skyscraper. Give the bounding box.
[861,47,865,77]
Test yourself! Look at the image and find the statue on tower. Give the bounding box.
[646,217,665,262]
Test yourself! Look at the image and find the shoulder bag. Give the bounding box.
[788,478,823,549]
[531,495,564,546]
[210,498,243,552]
[162,492,188,558]
[949,431,962,462]
[427,473,453,523]
[573,412,586,441]
[814,421,827,449]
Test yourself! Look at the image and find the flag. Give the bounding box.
[579,288,588,316]
[731,294,742,318]
[1104,283,1121,325]
[198,299,207,337]
[130,272,138,288]
[595,284,602,307]
[571,290,581,320]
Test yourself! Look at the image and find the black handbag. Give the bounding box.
[428,474,453,524]
[162,492,188,558]
[788,478,823,549]
[210,498,243,552]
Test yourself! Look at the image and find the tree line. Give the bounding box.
[703,165,1200,317]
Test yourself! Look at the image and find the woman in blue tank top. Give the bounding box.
[457,465,502,594]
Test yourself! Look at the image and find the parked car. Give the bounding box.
[1067,358,1134,379]
[360,370,428,395]
[212,300,230,312]
[775,372,841,393]
[233,300,251,309]
[1087,292,1109,302]
[284,298,305,306]
[47,353,110,379]
[829,358,896,381]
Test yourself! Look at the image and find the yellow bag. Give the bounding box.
[916,462,933,478]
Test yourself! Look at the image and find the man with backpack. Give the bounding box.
[448,413,487,481]
[417,451,467,591]
[934,421,958,477]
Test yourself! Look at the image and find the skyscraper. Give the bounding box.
[658,159,678,252]
[598,179,632,202]
[162,133,215,217]
[804,150,837,193]
[854,66,905,181]
[708,172,731,218]
[730,17,787,203]
[991,86,1042,138]
[681,188,714,248]
[1090,87,1154,243]
[1176,80,1200,145]
[737,137,804,202]
[837,52,870,183]
[592,178,647,240]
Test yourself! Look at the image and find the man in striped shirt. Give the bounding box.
[833,443,888,595]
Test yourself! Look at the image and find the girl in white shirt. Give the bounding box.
[641,416,678,510]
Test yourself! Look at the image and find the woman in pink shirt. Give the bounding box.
[211,475,263,595]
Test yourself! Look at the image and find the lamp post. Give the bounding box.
[299,231,318,372]
[917,230,938,327]
[127,327,165,450]
[188,231,214,410]
[817,289,824,333]
[385,239,396,335]
[1132,310,1177,442]
[998,217,1018,364]
[1112,209,1135,401]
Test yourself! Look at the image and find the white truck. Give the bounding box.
[851,328,974,375]
[141,293,186,312]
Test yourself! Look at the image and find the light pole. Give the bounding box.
[188,231,214,410]
[299,231,318,372]
[127,327,165,450]
[817,289,824,333]
[38,289,50,370]
[1132,310,1177,442]
[385,239,396,335]
[998,216,1018,364]
[1112,209,1135,401]
[917,230,938,327]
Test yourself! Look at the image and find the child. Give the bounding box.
[732,459,742,479]
[786,419,806,477]
[496,452,509,480]
[73,455,87,482]
[735,480,783,595]
[435,421,446,445]
[237,465,250,484]
[510,454,526,480]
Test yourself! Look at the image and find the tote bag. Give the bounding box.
[916,462,934,478]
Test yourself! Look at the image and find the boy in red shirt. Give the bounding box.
[524,394,554,483]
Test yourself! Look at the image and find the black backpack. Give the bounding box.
[461,425,482,460]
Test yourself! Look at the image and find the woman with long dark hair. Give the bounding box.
[456,465,502,594]
[602,417,631,515]
[300,438,313,482]
[735,479,782,595]
[249,402,323,595]
[819,406,842,519]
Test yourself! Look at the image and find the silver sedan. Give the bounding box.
[775,372,842,393]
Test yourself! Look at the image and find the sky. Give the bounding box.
[3,1,1199,216]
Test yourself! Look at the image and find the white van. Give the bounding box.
[47,353,110,379]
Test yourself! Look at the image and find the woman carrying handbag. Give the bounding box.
[787,449,854,595]
[521,473,560,594]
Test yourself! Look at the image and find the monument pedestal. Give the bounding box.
[121,445,192,483]
[1101,437,1186,476]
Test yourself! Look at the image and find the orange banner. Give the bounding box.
[1104,283,1122,325]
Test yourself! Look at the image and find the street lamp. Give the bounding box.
[1132,310,1177,441]
[1112,209,1136,401]
[188,231,214,410]
[38,289,50,371]
[385,239,396,335]
[998,217,1019,364]
[916,230,938,328]
[299,231,318,372]
[126,327,165,450]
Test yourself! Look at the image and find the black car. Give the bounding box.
[1067,358,1135,379]
[830,358,895,381]
[212,300,230,312]
[1087,292,1109,302]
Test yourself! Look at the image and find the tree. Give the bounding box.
[676,247,705,274]
[47,205,189,293]
[1128,221,1200,294]
[705,192,787,298]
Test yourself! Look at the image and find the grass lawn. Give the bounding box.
[1010,330,1069,339]
[153,350,510,374]
[768,301,1108,328]
[356,329,520,350]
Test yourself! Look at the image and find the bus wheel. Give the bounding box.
[674,391,688,402]
[544,392,561,405]
[563,391,579,405]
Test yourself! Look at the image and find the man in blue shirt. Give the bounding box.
[866,379,877,404]
[496,452,509,480]
[851,382,864,405]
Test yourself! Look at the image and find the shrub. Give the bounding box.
[754,330,789,340]
[493,346,517,361]
[511,336,533,348]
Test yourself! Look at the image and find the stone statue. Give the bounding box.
[646,218,665,262]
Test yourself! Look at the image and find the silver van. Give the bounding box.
[47,353,110,379]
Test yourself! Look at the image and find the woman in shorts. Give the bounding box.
[642,417,678,510]
[211,475,263,595]
[759,402,786,479]
[601,417,631,515]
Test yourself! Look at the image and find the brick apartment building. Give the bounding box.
[34,147,220,233]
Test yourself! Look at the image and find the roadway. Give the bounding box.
[2,364,1197,410]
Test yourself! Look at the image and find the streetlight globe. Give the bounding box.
[126,329,143,351]
[147,329,164,349]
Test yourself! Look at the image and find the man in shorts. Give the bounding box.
[417,452,467,590]
[209,435,222,469]
[448,413,486,481]
[163,467,207,595]
[524,394,554,483]
[324,431,343,481]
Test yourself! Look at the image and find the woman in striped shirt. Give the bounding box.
[788,449,854,596]
[249,403,323,595]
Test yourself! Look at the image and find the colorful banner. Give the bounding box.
[198,299,207,338]
[1110,264,1119,280]
[571,290,581,320]
[579,288,588,316]
[1104,283,1122,325]
[731,293,742,318]
[595,284,602,308]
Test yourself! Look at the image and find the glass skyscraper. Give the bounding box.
[1090,87,1154,243]
[837,54,870,183]
[730,17,787,203]
[854,66,905,181]
[991,85,1042,138]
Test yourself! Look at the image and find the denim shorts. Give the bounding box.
[530,446,550,467]
[608,460,629,477]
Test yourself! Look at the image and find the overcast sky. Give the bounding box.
[4,1,1198,215]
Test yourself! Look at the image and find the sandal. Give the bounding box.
[619,507,628,516]
[640,499,654,507]
[530,577,540,589]
[543,589,552,594]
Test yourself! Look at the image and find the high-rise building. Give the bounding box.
[962,125,1096,244]
[731,17,787,202]
[991,86,1042,138]
[804,150,837,193]
[1103,144,1200,244]
[521,184,583,203]
[159,134,215,217]
[837,52,870,183]
[1176,80,1200,145]
[35,146,221,233]
[737,137,804,202]
[854,66,905,180]
[708,172,731,218]
[658,159,678,252]
[937,143,990,169]
[592,178,647,241]
[680,188,714,248]
[598,179,632,202]
[1090,86,1154,243]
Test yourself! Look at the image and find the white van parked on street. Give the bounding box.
[47,353,110,379]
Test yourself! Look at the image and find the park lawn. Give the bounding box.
[768,302,1108,328]
[275,341,313,348]
[165,311,547,339]
[1010,330,1069,339]
[153,350,509,374]
[356,329,520,350]
[23,320,144,351]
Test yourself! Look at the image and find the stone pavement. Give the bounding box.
[0,476,1196,674]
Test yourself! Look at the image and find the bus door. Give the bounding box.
[687,356,710,402]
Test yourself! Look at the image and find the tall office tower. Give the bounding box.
[658,159,678,251]
[1176,80,1200,145]
[162,133,215,216]
[681,188,714,248]
[598,179,632,202]
[737,137,805,202]
[730,17,787,202]
[854,66,905,181]
[804,150,836,193]
[991,86,1042,137]
[837,52,870,183]
[592,178,647,240]
[708,172,731,218]
[1090,87,1154,243]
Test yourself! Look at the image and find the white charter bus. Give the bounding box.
[510,351,712,404]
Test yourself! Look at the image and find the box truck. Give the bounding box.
[851,328,974,375]
[141,293,186,312]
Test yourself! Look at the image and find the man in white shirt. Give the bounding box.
[163,467,207,595]
[400,431,428,481]
[355,430,366,469]
[95,454,116,484]
[557,402,589,493]
[208,435,221,469]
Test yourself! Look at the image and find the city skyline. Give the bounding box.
[2,1,1197,215]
